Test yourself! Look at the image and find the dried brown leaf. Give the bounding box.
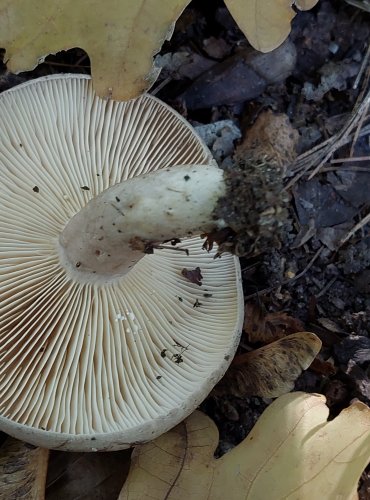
[317,317,344,333]
[216,332,322,398]
[236,110,299,167]
[310,357,337,376]
[243,303,304,343]
[0,437,49,499]
[181,267,203,286]
[46,449,131,500]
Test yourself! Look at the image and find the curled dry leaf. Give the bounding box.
[226,0,319,52]
[243,303,305,343]
[0,437,49,499]
[119,393,370,500]
[0,0,190,100]
[215,332,322,398]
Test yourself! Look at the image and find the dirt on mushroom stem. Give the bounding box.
[59,160,289,280]
[208,155,290,257]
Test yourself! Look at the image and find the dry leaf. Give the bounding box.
[119,393,370,500]
[243,303,304,343]
[0,0,319,101]
[0,437,49,499]
[1,0,320,100]
[0,0,190,100]
[236,110,299,167]
[317,317,344,333]
[119,409,218,500]
[181,267,203,286]
[46,449,131,500]
[309,357,337,376]
[225,0,317,52]
[215,332,322,398]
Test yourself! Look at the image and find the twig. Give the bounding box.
[286,56,370,188]
[322,165,370,172]
[345,0,370,12]
[339,211,370,246]
[244,246,324,300]
[285,246,324,283]
[44,61,90,69]
[315,277,337,298]
[308,88,370,179]
[286,113,370,189]
[353,42,370,90]
[151,77,172,96]
[330,155,370,163]
[350,99,369,156]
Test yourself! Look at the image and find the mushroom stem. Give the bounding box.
[59,165,227,277]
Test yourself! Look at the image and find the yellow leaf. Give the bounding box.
[0,0,190,100]
[119,410,217,500]
[225,0,318,52]
[1,0,319,99]
[119,393,370,500]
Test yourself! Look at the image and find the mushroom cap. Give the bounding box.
[0,74,243,451]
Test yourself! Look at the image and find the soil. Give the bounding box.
[1,0,370,498]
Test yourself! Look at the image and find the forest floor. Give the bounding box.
[1,0,370,498]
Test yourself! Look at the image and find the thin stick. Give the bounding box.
[316,277,337,298]
[353,42,370,90]
[322,165,370,172]
[286,72,370,188]
[151,77,172,96]
[244,246,324,300]
[308,88,370,179]
[350,100,369,156]
[339,211,370,246]
[285,246,324,283]
[330,155,370,163]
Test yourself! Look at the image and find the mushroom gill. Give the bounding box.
[0,74,243,450]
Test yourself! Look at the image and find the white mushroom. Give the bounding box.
[0,74,243,451]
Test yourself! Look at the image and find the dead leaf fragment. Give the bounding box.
[0,0,190,100]
[309,357,337,376]
[243,303,304,343]
[119,393,370,500]
[215,332,322,398]
[181,267,203,286]
[0,437,49,500]
[236,110,299,168]
[46,449,131,500]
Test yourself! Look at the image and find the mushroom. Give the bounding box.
[0,74,243,451]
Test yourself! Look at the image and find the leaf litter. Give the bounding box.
[0,0,370,497]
